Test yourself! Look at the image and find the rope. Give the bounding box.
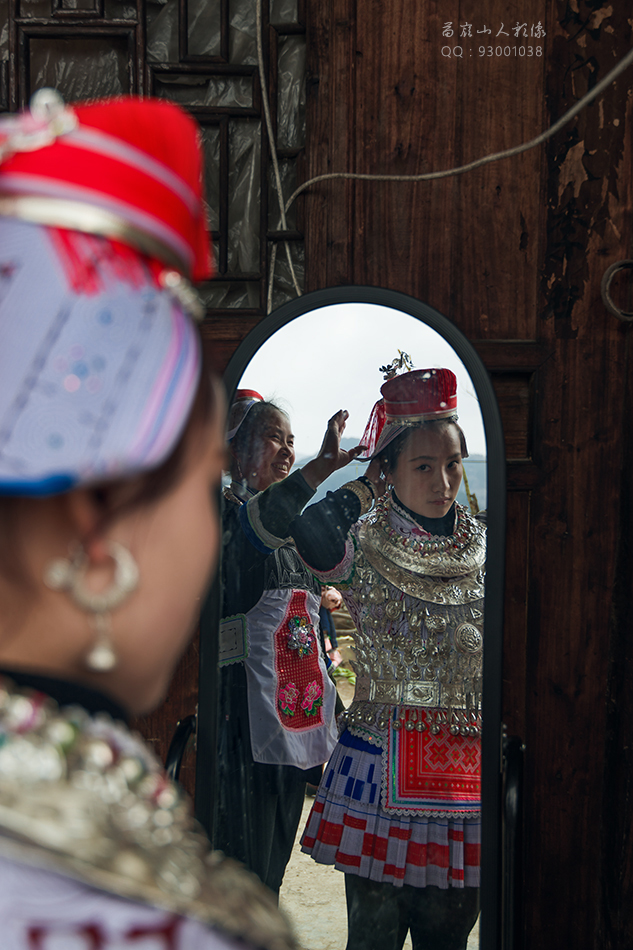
[283,43,633,214]
[255,0,301,311]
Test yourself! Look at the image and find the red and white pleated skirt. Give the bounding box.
[300,730,480,889]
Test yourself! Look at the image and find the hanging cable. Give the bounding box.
[255,0,302,311]
[283,44,633,214]
[267,241,279,314]
[258,5,633,311]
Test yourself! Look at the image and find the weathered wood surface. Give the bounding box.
[601,326,633,949]
[305,0,545,338]
[297,1,633,948]
[527,4,632,947]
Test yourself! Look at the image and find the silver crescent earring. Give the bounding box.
[44,541,139,671]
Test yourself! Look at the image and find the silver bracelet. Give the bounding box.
[341,479,374,515]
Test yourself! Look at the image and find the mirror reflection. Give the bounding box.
[218,303,486,950]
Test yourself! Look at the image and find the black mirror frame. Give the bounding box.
[196,286,506,950]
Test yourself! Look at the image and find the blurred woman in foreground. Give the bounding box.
[0,91,292,950]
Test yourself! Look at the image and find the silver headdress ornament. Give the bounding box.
[0,89,77,163]
[378,351,415,380]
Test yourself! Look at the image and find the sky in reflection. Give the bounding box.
[238,303,486,457]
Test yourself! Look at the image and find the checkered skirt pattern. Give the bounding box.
[300,731,480,889]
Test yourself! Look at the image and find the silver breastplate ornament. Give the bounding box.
[0,679,294,950]
[342,499,486,744]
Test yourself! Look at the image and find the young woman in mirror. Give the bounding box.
[290,369,484,950]
[217,392,363,893]
[0,93,292,950]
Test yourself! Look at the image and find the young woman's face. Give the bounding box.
[242,409,295,492]
[390,424,463,520]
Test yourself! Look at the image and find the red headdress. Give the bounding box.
[360,368,459,459]
[227,389,265,442]
[0,91,212,495]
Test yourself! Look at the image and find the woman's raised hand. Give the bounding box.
[302,410,366,490]
[318,410,366,470]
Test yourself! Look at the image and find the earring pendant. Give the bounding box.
[44,541,139,673]
[85,612,118,671]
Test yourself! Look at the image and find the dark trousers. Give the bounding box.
[344,874,479,950]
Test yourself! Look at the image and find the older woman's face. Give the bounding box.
[242,409,295,492]
[390,424,463,520]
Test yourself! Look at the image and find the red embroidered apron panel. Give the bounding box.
[275,590,325,729]
[385,709,481,816]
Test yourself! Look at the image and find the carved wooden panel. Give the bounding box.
[4,0,306,318]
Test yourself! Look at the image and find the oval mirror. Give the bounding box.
[196,286,505,950]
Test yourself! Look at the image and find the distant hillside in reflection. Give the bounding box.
[292,439,488,513]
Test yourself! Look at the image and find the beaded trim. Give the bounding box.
[342,701,481,738]
[340,479,374,516]
[340,704,481,819]
[0,679,293,950]
[378,496,473,556]
[385,408,457,424]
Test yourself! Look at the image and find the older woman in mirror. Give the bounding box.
[0,94,292,950]
[217,393,363,893]
[290,369,485,950]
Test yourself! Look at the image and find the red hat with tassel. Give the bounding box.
[360,368,460,459]
[0,90,213,495]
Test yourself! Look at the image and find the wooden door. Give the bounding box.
[293,2,632,948]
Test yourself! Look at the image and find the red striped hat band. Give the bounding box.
[0,90,213,281]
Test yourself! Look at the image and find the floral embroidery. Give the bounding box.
[286,615,315,657]
[302,681,323,716]
[275,591,326,729]
[279,682,299,716]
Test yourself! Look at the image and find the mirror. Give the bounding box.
[197,286,505,950]
[235,304,487,502]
